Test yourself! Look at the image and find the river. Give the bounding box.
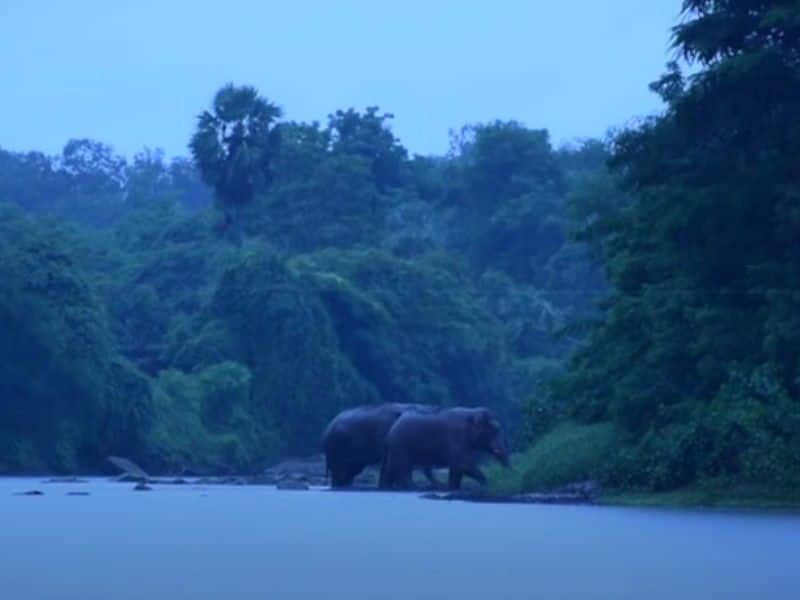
[1,477,798,599]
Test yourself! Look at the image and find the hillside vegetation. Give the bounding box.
[1,0,798,502]
[0,111,602,473]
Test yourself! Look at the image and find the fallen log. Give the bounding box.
[107,456,150,482]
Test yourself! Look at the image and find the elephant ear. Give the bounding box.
[468,410,490,444]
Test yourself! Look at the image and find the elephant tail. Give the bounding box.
[324,455,331,487]
[378,449,389,489]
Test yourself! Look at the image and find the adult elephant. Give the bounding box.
[322,403,438,488]
[380,407,509,491]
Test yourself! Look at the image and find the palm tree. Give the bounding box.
[190,84,282,224]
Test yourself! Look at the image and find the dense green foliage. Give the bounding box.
[190,84,282,224]
[0,87,600,473]
[0,210,152,472]
[3,1,797,499]
[552,0,800,492]
[487,422,624,495]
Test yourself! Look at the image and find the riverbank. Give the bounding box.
[432,481,800,510]
[4,475,800,511]
[6,461,800,511]
[599,484,800,510]
[482,422,800,510]
[6,453,800,510]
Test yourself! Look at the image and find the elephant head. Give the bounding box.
[468,408,510,466]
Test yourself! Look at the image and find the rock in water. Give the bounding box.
[133,482,152,492]
[276,479,310,491]
[45,477,89,484]
[66,492,91,496]
[263,455,327,486]
[14,490,44,496]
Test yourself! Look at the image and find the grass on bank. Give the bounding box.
[485,421,800,509]
[486,421,623,495]
[600,484,800,509]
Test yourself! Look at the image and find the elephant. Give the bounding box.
[322,403,439,488]
[379,406,509,491]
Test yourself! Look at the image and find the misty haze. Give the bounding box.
[1,2,800,599]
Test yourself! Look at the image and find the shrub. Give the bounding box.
[145,362,281,473]
[607,366,800,491]
[487,422,624,494]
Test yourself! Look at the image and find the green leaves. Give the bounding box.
[190,84,283,212]
[0,86,612,474]
[327,107,408,190]
[0,211,152,472]
[558,0,800,492]
[675,0,800,65]
[148,362,280,472]
[208,249,378,454]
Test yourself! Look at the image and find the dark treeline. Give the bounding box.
[2,0,799,497]
[0,99,604,473]
[552,0,800,493]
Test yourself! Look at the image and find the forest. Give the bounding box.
[1,0,799,499]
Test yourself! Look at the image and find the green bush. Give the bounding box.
[211,249,378,454]
[292,248,510,413]
[511,357,565,445]
[552,1,800,497]
[0,210,153,472]
[0,93,614,474]
[487,422,624,494]
[608,366,800,491]
[145,362,280,473]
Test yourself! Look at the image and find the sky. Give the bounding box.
[0,1,681,159]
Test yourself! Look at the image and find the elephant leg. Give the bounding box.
[330,466,350,488]
[400,469,415,490]
[465,466,487,486]
[392,461,414,490]
[331,463,361,488]
[344,465,362,487]
[379,457,394,489]
[383,468,412,490]
[378,465,389,489]
[422,467,442,489]
[448,469,463,490]
[331,473,352,488]
[381,453,405,490]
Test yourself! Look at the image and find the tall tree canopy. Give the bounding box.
[559,0,800,490]
[190,84,282,215]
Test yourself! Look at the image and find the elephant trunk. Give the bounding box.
[490,434,510,467]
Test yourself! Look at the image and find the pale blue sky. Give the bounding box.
[0,1,680,158]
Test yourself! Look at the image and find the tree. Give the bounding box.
[168,157,213,211]
[126,148,171,208]
[250,115,406,251]
[0,149,67,212]
[271,121,330,183]
[557,0,800,489]
[445,122,568,283]
[0,209,151,471]
[190,84,282,222]
[327,107,408,190]
[60,138,127,195]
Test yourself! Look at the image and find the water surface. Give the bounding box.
[1,478,798,599]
